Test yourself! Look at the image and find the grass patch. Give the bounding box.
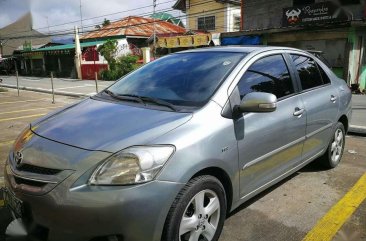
[0,88,8,92]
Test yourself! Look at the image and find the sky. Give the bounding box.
[0,0,182,36]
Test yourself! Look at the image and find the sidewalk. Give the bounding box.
[0,75,113,97]
[349,95,366,134]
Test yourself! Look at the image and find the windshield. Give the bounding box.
[107,52,246,107]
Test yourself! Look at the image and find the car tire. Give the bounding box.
[321,122,346,169]
[162,175,227,241]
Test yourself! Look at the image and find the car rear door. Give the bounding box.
[288,53,339,162]
[231,53,307,199]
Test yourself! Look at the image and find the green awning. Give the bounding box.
[150,12,183,26]
[32,40,106,52]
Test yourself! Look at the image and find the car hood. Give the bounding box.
[31,98,192,153]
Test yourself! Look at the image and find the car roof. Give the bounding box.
[179,46,310,55]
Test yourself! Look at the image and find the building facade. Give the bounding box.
[222,0,366,90]
[173,0,241,33]
[0,13,50,57]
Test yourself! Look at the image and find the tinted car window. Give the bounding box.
[318,64,331,84]
[108,52,245,107]
[237,54,294,99]
[291,54,324,90]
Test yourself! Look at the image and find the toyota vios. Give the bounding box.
[4,47,351,241]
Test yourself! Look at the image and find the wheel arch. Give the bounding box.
[191,167,233,213]
[338,115,349,133]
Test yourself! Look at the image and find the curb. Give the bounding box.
[349,125,366,135]
[0,84,91,98]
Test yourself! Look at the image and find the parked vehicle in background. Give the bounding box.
[4,46,352,241]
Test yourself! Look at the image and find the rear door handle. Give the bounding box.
[330,95,337,103]
[293,107,304,117]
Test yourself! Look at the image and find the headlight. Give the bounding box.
[89,146,175,185]
[13,125,35,151]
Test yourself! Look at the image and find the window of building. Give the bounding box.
[293,0,314,6]
[291,54,324,90]
[237,55,294,99]
[233,15,241,31]
[197,16,216,31]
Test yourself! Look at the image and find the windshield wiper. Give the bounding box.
[103,90,144,104]
[103,90,178,111]
[139,96,178,111]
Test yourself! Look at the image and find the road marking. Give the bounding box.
[302,173,366,241]
[0,140,14,146]
[0,99,47,105]
[0,113,46,122]
[22,78,40,82]
[56,85,90,90]
[0,107,58,115]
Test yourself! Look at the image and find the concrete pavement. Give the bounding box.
[0,89,365,241]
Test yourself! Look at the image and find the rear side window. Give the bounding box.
[291,54,324,90]
[318,65,331,84]
[237,54,294,99]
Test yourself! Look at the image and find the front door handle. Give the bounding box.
[330,95,337,103]
[293,107,304,117]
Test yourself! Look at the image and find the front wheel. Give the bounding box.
[321,122,346,168]
[163,175,227,241]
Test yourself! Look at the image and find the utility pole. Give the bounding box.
[46,16,50,35]
[153,0,157,58]
[79,0,84,33]
[0,40,3,57]
[74,26,82,80]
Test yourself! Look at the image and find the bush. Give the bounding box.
[100,54,139,81]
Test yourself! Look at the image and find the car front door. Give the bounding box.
[289,54,339,162]
[232,53,307,199]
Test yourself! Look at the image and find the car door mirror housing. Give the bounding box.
[236,92,277,113]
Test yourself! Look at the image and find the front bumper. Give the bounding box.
[4,164,184,241]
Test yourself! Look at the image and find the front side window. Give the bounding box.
[108,52,246,107]
[237,54,294,99]
[291,54,324,90]
[197,16,215,30]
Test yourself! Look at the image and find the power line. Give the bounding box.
[1,0,178,37]
[1,0,242,40]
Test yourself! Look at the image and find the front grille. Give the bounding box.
[14,176,47,187]
[17,164,61,175]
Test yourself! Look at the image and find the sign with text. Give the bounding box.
[282,1,352,27]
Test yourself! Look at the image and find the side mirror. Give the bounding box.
[236,92,277,113]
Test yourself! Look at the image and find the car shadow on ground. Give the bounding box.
[227,159,327,218]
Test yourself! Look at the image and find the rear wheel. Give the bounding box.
[321,122,345,168]
[163,175,226,241]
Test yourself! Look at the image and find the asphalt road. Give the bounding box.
[0,89,365,241]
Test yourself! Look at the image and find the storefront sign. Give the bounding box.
[165,37,180,48]
[159,34,212,49]
[282,1,351,27]
[158,38,167,48]
[178,36,193,47]
[193,35,211,46]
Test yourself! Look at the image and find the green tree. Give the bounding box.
[95,18,111,29]
[97,39,118,69]
[100,55,139,81]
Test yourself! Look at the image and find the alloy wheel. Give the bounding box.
[330,128,344,164]
[179,190,220,241]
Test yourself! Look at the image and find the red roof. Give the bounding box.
[81,16,186,39]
